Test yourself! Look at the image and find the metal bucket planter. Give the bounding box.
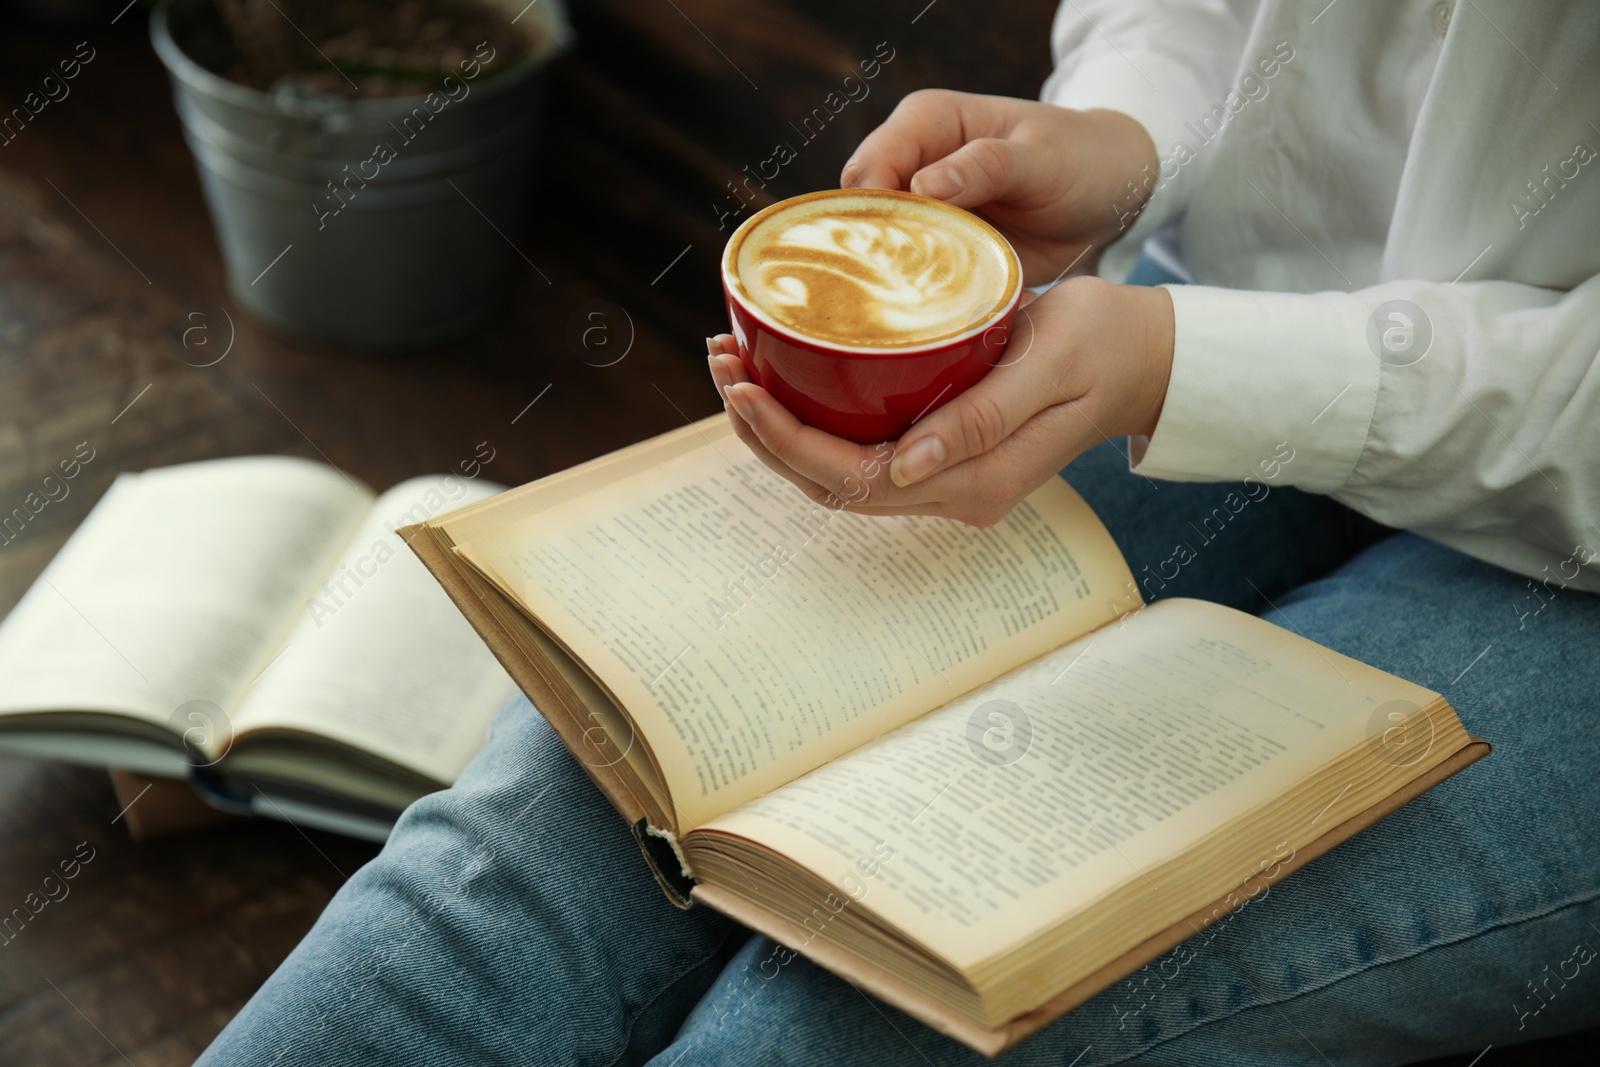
[151,0,570,351]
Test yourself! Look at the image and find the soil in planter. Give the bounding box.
[179,0,543,98]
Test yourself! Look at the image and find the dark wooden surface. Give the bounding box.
[0,2,1592,1065]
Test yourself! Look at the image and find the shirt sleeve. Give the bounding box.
[1132,277,1600,591]
[1039,0,1244,251]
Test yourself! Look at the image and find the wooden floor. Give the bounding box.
[0,3,1592,1065]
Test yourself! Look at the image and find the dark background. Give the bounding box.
[0,1,1592,1063]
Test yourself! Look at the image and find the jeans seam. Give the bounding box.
[1095,890,1600,1066]
[601,925,741,1067]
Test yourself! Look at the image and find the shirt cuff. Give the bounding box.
[1042,51,1214,250]
[1130,285,1380,492]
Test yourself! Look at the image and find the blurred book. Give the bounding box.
[108,768,235,840]
[0,456,516,841]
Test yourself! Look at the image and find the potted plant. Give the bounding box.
[152,0,571,350]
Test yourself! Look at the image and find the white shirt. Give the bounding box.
[1041,0,1600,593]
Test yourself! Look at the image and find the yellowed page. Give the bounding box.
[438,418,716,543]
[0,458,370,743]
[700,597,1439,971]
[513,609,674,823]
[232,477,517,782]
[457,420,1137,830]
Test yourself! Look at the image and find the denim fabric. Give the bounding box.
[197,259,1600,1065]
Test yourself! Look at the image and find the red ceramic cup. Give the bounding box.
[721,189,1022,445]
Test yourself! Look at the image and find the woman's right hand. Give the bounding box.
[840,90,1158,283]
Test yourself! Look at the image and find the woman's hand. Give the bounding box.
[840,90,1159,281]
[707,89,1171,527]
[708,276,1174,527]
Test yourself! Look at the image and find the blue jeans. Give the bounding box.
[198,267,1600,1065]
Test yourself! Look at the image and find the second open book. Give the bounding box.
[405,417,1486,1058]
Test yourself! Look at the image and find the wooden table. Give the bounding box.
[0,2,1590,1063]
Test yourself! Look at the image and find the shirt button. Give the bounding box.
[1432,0,1454,36]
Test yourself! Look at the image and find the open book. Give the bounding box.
[0,456,516,840]
[405,417,1487,1057]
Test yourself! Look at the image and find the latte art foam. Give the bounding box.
[730,191,1019,348]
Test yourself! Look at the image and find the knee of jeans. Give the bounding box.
[371,709,619,915]
[407,696,586,822]
[666,938,827,1056]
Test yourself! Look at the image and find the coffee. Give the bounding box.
[728,189,1019,349]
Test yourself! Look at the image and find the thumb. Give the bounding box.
[888,341,1054,487]
[909,137,1042,210]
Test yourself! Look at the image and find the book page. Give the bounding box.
[231,477,517,783]
[698,598,1439,971]
[0,458,371,741]
[458,420,1138,830]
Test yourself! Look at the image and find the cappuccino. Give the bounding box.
[727,189,1019,349]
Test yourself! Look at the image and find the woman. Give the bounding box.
[199,2,1600,1063]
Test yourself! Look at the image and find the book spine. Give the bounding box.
[631,818,697,908]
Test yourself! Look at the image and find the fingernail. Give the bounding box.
[890,436,945,486]
[705,336,717,352]
[910,167,963,200]
[725,383,756,425]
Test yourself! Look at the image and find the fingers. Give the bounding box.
[706,338,752,402]
[713,369,956,516]
[706,337,745,394]
[840,89,1018,192]
[902,397,1103,526]
[707,339,735,405]
[840,94,941,190]
[717,347,753,387]
[709,340,879,505]
[721,380,900,507]
[908,136,1053,212]
[703,333,1116,527]
[730,404,864,509]
[708,350,732,401]
[707,346,844,505]
[887,302,1064,487]
[708,342,904,511]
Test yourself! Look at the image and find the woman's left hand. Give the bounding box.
[707,276,1174,527]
